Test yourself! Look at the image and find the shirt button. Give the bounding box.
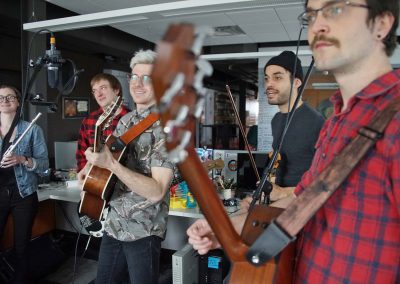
[322,153,326,159]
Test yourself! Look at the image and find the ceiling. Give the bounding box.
[43,0,308,46]
[25,0,400,89]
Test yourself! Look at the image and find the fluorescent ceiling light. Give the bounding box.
[200,50,312,60]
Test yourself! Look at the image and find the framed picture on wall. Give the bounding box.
[62,97,90,119]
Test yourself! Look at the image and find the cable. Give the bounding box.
[71,225,84,284]
[276,26,306,155]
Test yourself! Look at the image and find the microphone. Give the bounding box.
[45,35,64,89]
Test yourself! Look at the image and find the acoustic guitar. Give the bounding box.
[152,24,295,283]
[79,111,159,220]
[79,96,123,220]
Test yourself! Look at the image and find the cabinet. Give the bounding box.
[200,90,239,149]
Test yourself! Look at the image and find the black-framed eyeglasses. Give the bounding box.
[0,95,18,103]
[298,0,370,27]
[127,74,152,86]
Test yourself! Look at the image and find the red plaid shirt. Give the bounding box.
[294,69,400,284]
[76,105,129,171]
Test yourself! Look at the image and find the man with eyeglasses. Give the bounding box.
[187,1,399,283]
[76,73,129,179]
[83,49,174,284]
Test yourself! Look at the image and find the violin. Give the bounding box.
[268,151,281,184]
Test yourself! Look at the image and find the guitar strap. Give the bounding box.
[109,112,159,152]
[247,96,400,266]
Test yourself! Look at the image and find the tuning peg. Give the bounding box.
[194,59,213,94]
[160,73,185,110]
[194,97,205,119]
[168,130,192,163]
[192,26,214,56]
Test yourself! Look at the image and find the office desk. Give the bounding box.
[35,183,241,251]
[36,183,208,250]
[38,183,81,203]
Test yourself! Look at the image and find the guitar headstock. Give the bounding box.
[94,96,123,152]
[97,96,123,129]
[152,24,213,163]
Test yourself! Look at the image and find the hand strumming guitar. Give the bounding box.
[77,163,91,184]
[84,145,117,172]
[270,184,295,202]
[187,219,221,255]
[187,212,249,255]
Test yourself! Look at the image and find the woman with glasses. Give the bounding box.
[0,84,48,283]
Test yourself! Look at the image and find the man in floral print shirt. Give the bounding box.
[81,50,174,284]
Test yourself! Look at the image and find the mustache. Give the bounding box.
[266,88,278,93]
[311,35,340,49]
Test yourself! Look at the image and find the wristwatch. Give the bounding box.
[23,156,30,167]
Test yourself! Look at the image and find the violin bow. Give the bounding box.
[225,84,260,182]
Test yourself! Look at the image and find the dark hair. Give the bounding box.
[90,73,122,96]
[304,0,399,56]
[0,84,21,101]
[264,51,304,82]
[366,0,399,56]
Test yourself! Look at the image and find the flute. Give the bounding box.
[0,113,42,167]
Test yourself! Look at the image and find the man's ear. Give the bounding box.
[294,78,302,89]
[372,12,395,40]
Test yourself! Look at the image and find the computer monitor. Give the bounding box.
[236,152,269,194]
[54,141,78,170]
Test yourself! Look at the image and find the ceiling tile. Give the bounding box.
[226,8,279,25]
[275,5,304,21]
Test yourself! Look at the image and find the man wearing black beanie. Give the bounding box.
[264,51,324,201]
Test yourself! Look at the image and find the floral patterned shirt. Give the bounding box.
[104,106,174,241]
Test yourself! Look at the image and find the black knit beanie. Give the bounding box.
[264,51,303,82]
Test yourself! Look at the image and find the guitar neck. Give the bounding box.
[179,148,248,262]
[93,126,102,153]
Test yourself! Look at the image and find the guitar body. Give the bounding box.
[79,135,127,220]
[235,205,296,284]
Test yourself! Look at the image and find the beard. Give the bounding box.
[267,89,290,106]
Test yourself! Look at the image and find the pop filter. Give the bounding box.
[29,60,84,112]
[57,59,83,95]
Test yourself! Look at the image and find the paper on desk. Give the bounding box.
[65,180,79,188]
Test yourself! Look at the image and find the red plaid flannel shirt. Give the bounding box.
[76,105,129,171]
[294,69,400,284]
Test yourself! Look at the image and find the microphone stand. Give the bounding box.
[249,57,314,211]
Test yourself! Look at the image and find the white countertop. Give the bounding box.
[37,183,239,219]
[37,183,81,203]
